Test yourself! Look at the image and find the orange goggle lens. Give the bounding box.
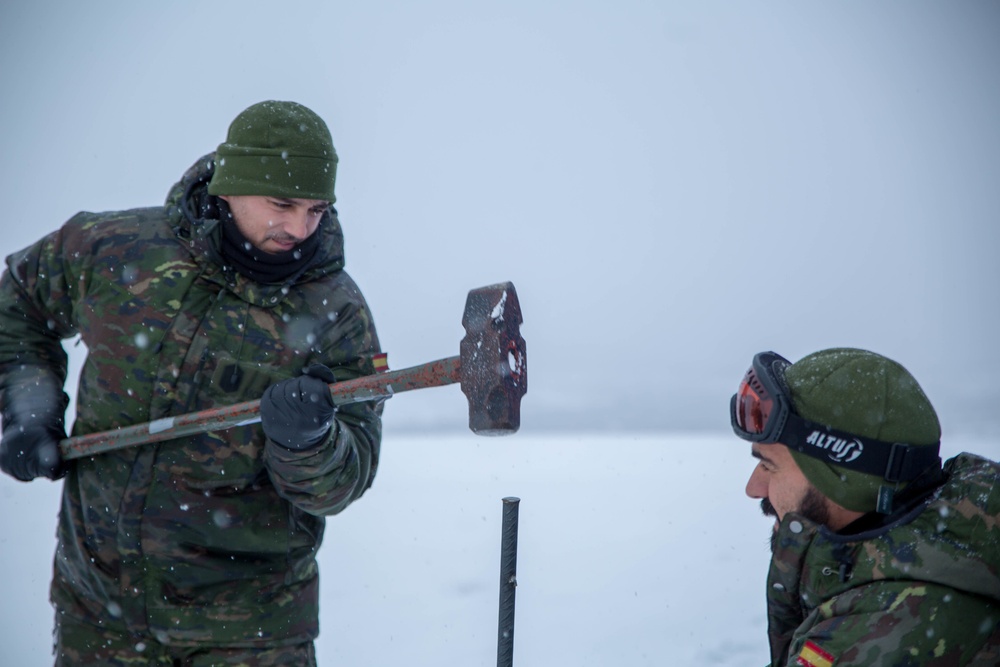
[734,368,774,435]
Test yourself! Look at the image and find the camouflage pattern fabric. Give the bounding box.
[0,155,384,651]
[55,610,316,666]
[766,453,1000,666]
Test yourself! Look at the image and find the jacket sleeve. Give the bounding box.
[0,225,79,415]
[262,295,383,517]
[783,611,916,667]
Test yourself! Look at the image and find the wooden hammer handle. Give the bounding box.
[59,356,461,461]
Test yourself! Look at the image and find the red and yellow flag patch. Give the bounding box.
[372,353,389,373]
[797,641,835,667]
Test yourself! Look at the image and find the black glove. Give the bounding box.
[1,371,69,482]
[260,364,337,450]
[0,423,66,481]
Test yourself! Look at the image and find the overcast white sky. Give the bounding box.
[1,1,998,438]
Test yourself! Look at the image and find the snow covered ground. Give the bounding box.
[2,427,996,666]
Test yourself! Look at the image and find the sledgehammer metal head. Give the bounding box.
[460,282,527,435]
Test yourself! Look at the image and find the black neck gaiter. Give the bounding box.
[218,208,321,285]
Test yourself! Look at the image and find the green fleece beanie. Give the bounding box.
[785,348,941,513]
[208,100,338,202]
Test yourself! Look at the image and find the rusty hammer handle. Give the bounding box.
[58,357,460,461]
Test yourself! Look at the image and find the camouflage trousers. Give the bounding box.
[54,612,316,667]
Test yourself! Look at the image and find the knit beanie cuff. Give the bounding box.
[208,151,337,202]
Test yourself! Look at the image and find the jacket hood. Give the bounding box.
[164,154,346,295]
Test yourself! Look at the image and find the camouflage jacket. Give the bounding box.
[766,453,1000,666]
[0,155,384,647]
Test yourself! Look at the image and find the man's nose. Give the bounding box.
[745,466,766,499]
[283,211,311,239]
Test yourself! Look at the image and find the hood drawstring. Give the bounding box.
[832,543,854,583]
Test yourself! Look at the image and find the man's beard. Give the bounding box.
[762,487,831,552]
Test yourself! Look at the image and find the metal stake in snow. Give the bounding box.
[58,282,527,460]
[497,496,520,667]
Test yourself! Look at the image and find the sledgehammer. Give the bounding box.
[59,282,527,460]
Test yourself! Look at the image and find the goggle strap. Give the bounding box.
[783,413,941,483]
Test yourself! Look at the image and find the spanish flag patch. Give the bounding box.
[372,353,389,373]
[797,640,835,667]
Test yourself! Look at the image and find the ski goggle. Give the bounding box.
[730,351,941,483]
[731,351,792,443]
